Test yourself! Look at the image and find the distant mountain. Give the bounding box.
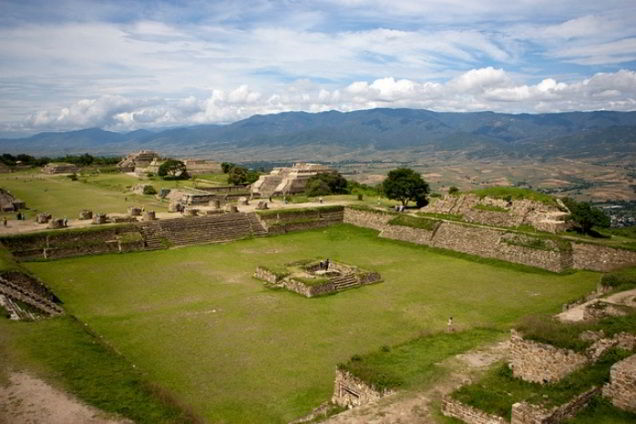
[1,108,635,160]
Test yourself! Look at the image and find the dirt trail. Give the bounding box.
[556,288,636,323]
[321,340,510,424]
[0,372,130,424]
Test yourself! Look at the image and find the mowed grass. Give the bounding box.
[24,224,598,423]
[0,171,167,218]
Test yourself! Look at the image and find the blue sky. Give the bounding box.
[1,0,635,136]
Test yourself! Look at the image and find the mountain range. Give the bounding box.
[1,108,635,161]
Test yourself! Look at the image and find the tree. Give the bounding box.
[158,159,187,179]
[221,162,236,173]
[382,168,430,207]
[306,179,331,197]
[448,186,459,195]
[305,172,349,196]
[562,197,610,235]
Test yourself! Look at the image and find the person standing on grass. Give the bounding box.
[2,217,6,227]
[447,317,454,332]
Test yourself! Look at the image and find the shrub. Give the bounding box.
[143,185,157,195]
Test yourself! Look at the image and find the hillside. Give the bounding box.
[1,108,635,160]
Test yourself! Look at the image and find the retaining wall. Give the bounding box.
[510,387,600,424]
[602,353,636,413]
[508,330,589,384]
[441,397,507,424]
[344,208,635,273]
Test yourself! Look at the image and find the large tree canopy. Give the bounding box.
[383,168,430,207]
[158,159,187,179]
[562,197,610,235]
[227,165,259,185]
[305,172,348,197]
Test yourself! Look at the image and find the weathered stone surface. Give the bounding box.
[92,213,108,224]
[142,211,156,221]
[602,353,636,413]
[35,213,51,224]
[582,300,629,321]
[572,243,636,272]
[509,330,589,384]
[332,369,393,408]
[128,206,142,216]
[510,387,600,424]
[441,397,507,424]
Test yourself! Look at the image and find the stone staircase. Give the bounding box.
[0,276,63,317]
[138,212,267,249]
[252,175,283,197]
[331,274,360,291]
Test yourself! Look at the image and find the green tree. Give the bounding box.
[382,168,430,207]
[221,162,236,173]
[448,186,459,195]
[306,179,331,197]
[562,197,610,235]
[158,159,187,179]
[305,172,349,196]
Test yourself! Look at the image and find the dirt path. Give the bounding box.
[0,372,130,424]
[321,340,510,424]
[556,288,636,322]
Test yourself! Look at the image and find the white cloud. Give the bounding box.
[13,68,636,134]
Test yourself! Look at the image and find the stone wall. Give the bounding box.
[602,353,636,413]
[571,243,636,272]
[441,397,508,424]
[508,330,589,384]
[510,387,600,424]
[253,266,280,284]
[259,207,344,234]
[0,225,145,260]
[331,369,392,408]
[344,208,634,273]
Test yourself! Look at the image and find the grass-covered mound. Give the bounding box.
[338,328,503,391]
[564,395,636,424]
[472,187,558,207]
[600,267,636,293]
[452,348,631,420]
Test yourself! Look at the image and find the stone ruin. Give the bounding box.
[79,209,93,220]
[0,188,26,212]
[117,150,158,173]
[142,210,156,221]
[331,369,394,408]
[92,213,108,224]
[41,162,78,174]
[47,218,66,229]
[182,159,222,175]
[254,259,382,297]
[422,193,570,233]
[251,162,336,198]
[36,213,51,224]
[602,353,636,413]
[128,206,142,217]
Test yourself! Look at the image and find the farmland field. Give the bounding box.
[22,224,598,423]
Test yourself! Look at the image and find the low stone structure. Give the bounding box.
[47,218,65,229]
[602,353,636,413]
[41,162,78,174]
[128,206,142,217]
[509,330,589,384]
[441,396,507,424]
[36,213,51,224]
[78,210,92,220]
[254,259,382,297]
[251,162,336,197]
[510,387,601,424]
[131,184,155,195]
[331,369,393,408]
[582,300,630,321]
[183,208,199,216]
[256,201,268,210]
[92,213,108,224]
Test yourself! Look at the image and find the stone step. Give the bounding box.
[0,282,62,316]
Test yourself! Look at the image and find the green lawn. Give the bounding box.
[23,224,598,423]
[0,171,168,219]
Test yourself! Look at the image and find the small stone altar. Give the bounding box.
[254,258,382,297]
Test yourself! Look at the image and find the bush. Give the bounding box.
[143,185,157,195]
[448,186,459,195]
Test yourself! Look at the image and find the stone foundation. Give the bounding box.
[509,330,589,384]
[602,354,636,413]
[510,387,600,424]
[332,369,392,408]
[441,397,507,424]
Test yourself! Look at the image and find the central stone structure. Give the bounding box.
[251,162,336,197]
[254,259,382,297]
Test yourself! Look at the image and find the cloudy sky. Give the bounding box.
[1,0,635,136]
